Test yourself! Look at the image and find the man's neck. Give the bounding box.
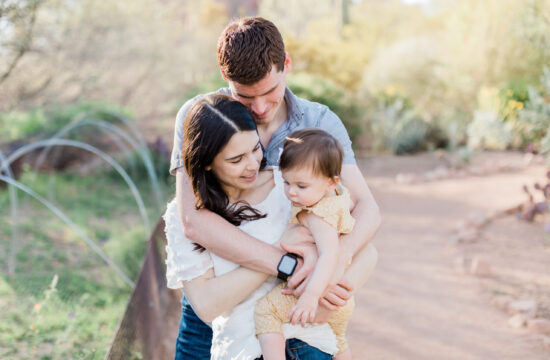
[257,99,288,148]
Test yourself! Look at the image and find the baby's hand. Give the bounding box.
[288,293,318,327]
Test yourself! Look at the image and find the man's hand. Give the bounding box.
[320,279,353,311]
[280,242,317,290]
[282,278,353,311]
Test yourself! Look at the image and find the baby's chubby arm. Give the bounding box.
[288,212,339,327]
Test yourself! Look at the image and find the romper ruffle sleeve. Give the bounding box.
[163,199,213,289]
[289,184,355,234]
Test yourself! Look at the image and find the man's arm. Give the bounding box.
[176,168,285,275]
[338,163,381,267]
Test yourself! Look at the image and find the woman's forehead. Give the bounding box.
[220,130,259,159]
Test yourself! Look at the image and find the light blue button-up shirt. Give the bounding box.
[170,87,355,174]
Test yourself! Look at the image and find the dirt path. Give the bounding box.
[349,153,549,359]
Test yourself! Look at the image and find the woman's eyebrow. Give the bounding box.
[225,141,261,161]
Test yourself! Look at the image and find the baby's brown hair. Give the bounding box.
[279,128,343,178]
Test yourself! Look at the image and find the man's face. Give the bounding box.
[226,62,289,126]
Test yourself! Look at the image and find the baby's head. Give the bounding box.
[279,128,343,207]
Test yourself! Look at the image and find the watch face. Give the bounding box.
[279,255,296,274]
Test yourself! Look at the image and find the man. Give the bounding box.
[170,17,380,359]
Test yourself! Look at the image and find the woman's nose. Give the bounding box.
[246,153,259,169]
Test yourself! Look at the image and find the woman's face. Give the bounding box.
[206,130,263,196]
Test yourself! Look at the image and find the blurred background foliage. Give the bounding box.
[2,0,549,157]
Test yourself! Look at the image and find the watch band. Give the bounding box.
[277,253,298,281]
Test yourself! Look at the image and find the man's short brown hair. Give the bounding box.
[279,128,343,179]
[217,17,285,85]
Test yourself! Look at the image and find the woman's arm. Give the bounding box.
[177,168,286,275]
[183,266,269,323]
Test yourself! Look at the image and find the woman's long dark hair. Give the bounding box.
[182,94,267,250]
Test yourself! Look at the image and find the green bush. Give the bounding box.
[0,102,131,144]
[516,68,550,157]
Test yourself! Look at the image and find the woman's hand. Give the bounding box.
[280,224,314,245]
[280,242,318,290]
[289,292,318,327]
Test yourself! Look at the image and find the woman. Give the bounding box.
[164,94,376,359]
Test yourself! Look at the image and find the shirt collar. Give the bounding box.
[284,87,303,127]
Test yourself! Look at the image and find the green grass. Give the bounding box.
[0,170,171,359]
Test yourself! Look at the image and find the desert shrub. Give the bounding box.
[467,110,513,150]
[366,96,447,154]
[516,68,550,159]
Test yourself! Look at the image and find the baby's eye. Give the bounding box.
[283,181,289,186]
[297,185,307,189]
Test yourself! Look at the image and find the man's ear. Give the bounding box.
[284,52,292,73]
[220,69,228,81]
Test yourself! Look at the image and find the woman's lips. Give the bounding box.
[241,172,257,182]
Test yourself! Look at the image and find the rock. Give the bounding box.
[528,319,550,336]
[453,256,467,274]
[469,257,491,277]
[542,335,550,351]
[455,228,479,244]
[508,299,537,319]
[508,314,527,328]
[467,212,487,227]
[396,173,420,184]
[432,166,450,179]
[492,295,514,312]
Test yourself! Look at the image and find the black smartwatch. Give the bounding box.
[277,253,298,281]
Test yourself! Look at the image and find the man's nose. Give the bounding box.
[250,97,267,115]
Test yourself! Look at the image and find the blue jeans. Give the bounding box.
[175,296,333,360]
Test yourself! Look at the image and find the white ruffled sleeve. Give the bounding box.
[163,199,213,289]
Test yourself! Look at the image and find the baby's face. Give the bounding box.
[282,167,337,208]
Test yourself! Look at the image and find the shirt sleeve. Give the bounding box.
[163,199,213,289]
[317,108,356,165]
[169,98,195,175]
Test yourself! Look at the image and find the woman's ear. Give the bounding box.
[205,165,212,171]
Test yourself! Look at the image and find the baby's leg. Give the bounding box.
[255,283,298,360]
[334,348,352,360]
[328,296,355,357]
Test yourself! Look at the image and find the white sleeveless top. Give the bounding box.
[164,167,337,359]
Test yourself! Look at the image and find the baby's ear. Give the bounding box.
[328,176,340,192]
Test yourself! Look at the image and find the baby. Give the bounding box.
[255,128,355,360]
